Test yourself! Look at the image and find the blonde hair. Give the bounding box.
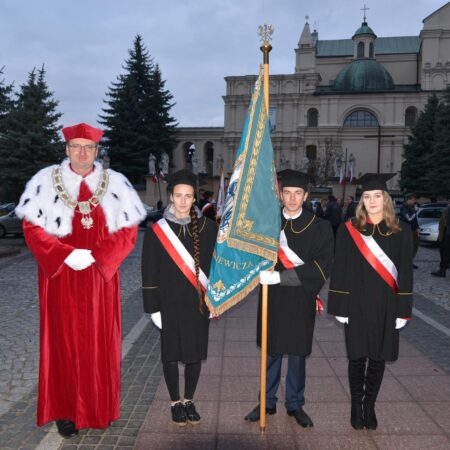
[354,191,401,233]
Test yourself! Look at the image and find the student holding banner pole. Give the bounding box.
[328,174,413,431]
[141,170,217,427]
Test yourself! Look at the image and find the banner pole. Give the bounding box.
[259,26,272,433]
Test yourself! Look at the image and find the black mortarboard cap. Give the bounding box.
[358,173,395,192]
[167,169,198,191]
[277,169,310,191]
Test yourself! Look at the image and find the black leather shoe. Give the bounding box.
[431,269,446,277]
[244,404,276,422]
[350,403,364,430]
[55,420,78,438]
[363,403,378,430]
[171,402,187,426]
[287,407,314,428]
[184,401,201,425]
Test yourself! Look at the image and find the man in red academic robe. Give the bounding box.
[15,123,146,438]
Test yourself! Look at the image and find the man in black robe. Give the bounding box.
[244,170,334,427]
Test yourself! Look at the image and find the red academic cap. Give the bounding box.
[62,123,104,143]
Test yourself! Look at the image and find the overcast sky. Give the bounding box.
[1,0,446,130]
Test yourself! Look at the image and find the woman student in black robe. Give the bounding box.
[328,174,413,431]
[141,170,217,426]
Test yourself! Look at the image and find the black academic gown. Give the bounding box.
[141,216,218,363]
[257,209,334,356]
[328,219,413,362]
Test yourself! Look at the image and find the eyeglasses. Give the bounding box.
[67,143,97,152]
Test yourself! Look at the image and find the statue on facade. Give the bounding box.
[148,153,156,175]
[160,152,169,175]
[280,153,290,170]
[300,153,309,171]
[191,154,199,174]
[216,154,225,171]
[335,154,343,177]
[348,153,356,175]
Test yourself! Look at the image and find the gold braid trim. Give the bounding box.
[283,215,316,234]
[397,292,413,295]
[329,289,350,294]
[314,260,327,282]
[142,286,159,289]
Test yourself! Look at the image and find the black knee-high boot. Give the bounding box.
[348,358,366,430]
[363,358,385,430]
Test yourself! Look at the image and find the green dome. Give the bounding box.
[353,21,376,38]
[332,59,395,92]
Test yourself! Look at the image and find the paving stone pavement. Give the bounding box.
[0,236,449,449]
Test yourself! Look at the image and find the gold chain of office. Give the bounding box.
[52,167,109,229]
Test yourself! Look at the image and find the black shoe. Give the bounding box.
[350,403,364,430]
[287,407,314,428]
[363,403,378,430]
[413,264,418,269]
[171,402,187,426]
[431,269,446,277]
[184,401,201,425]
[55,420,78,438]
[244,404,276,422]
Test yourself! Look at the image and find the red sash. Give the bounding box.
[152,219,208,293]
[345,221,399,293]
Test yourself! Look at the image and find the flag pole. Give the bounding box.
[258,24,273,434]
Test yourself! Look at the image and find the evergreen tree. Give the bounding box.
[428,86,450,198]
[400,94,441,197]
[0,66,14,135]
[0,66,63,201]
[100,35,177,185]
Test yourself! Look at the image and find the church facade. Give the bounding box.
[148,2,450,205]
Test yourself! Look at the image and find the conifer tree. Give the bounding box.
[0,66,63,200]
[400,94,441,197]
[100,35,177,185]
[428,87,450,198]
[0,66,14,135]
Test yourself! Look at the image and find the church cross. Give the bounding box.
[361,4,369,22]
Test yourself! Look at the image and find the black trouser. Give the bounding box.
[162,361,202,402]
[439,236,450,270]
[348,357,385,405]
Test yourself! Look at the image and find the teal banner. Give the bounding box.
[205,69,280,316]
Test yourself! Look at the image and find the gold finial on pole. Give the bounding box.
[258,24,273,114]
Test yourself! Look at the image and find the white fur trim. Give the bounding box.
[15,159,146,237]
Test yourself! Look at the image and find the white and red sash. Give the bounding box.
[152,218,209,293]
[278,230,305,269]
[278,229,323,314]
[345,221,399,293]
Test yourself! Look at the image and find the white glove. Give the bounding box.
[259,270,281,285]
[151,312,162,329]
[64,249,95,271]
[335,316,349,324]
[395,318,407,329]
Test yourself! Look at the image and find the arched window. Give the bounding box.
[306,145,317,160]
[405,106,417,127]
[357,41,365,58]
[343,110,379,127]
[183,142,195,169]
[369,42,374,58]
[307,108,318,127]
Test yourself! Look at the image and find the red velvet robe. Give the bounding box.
[23,181,137,429]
